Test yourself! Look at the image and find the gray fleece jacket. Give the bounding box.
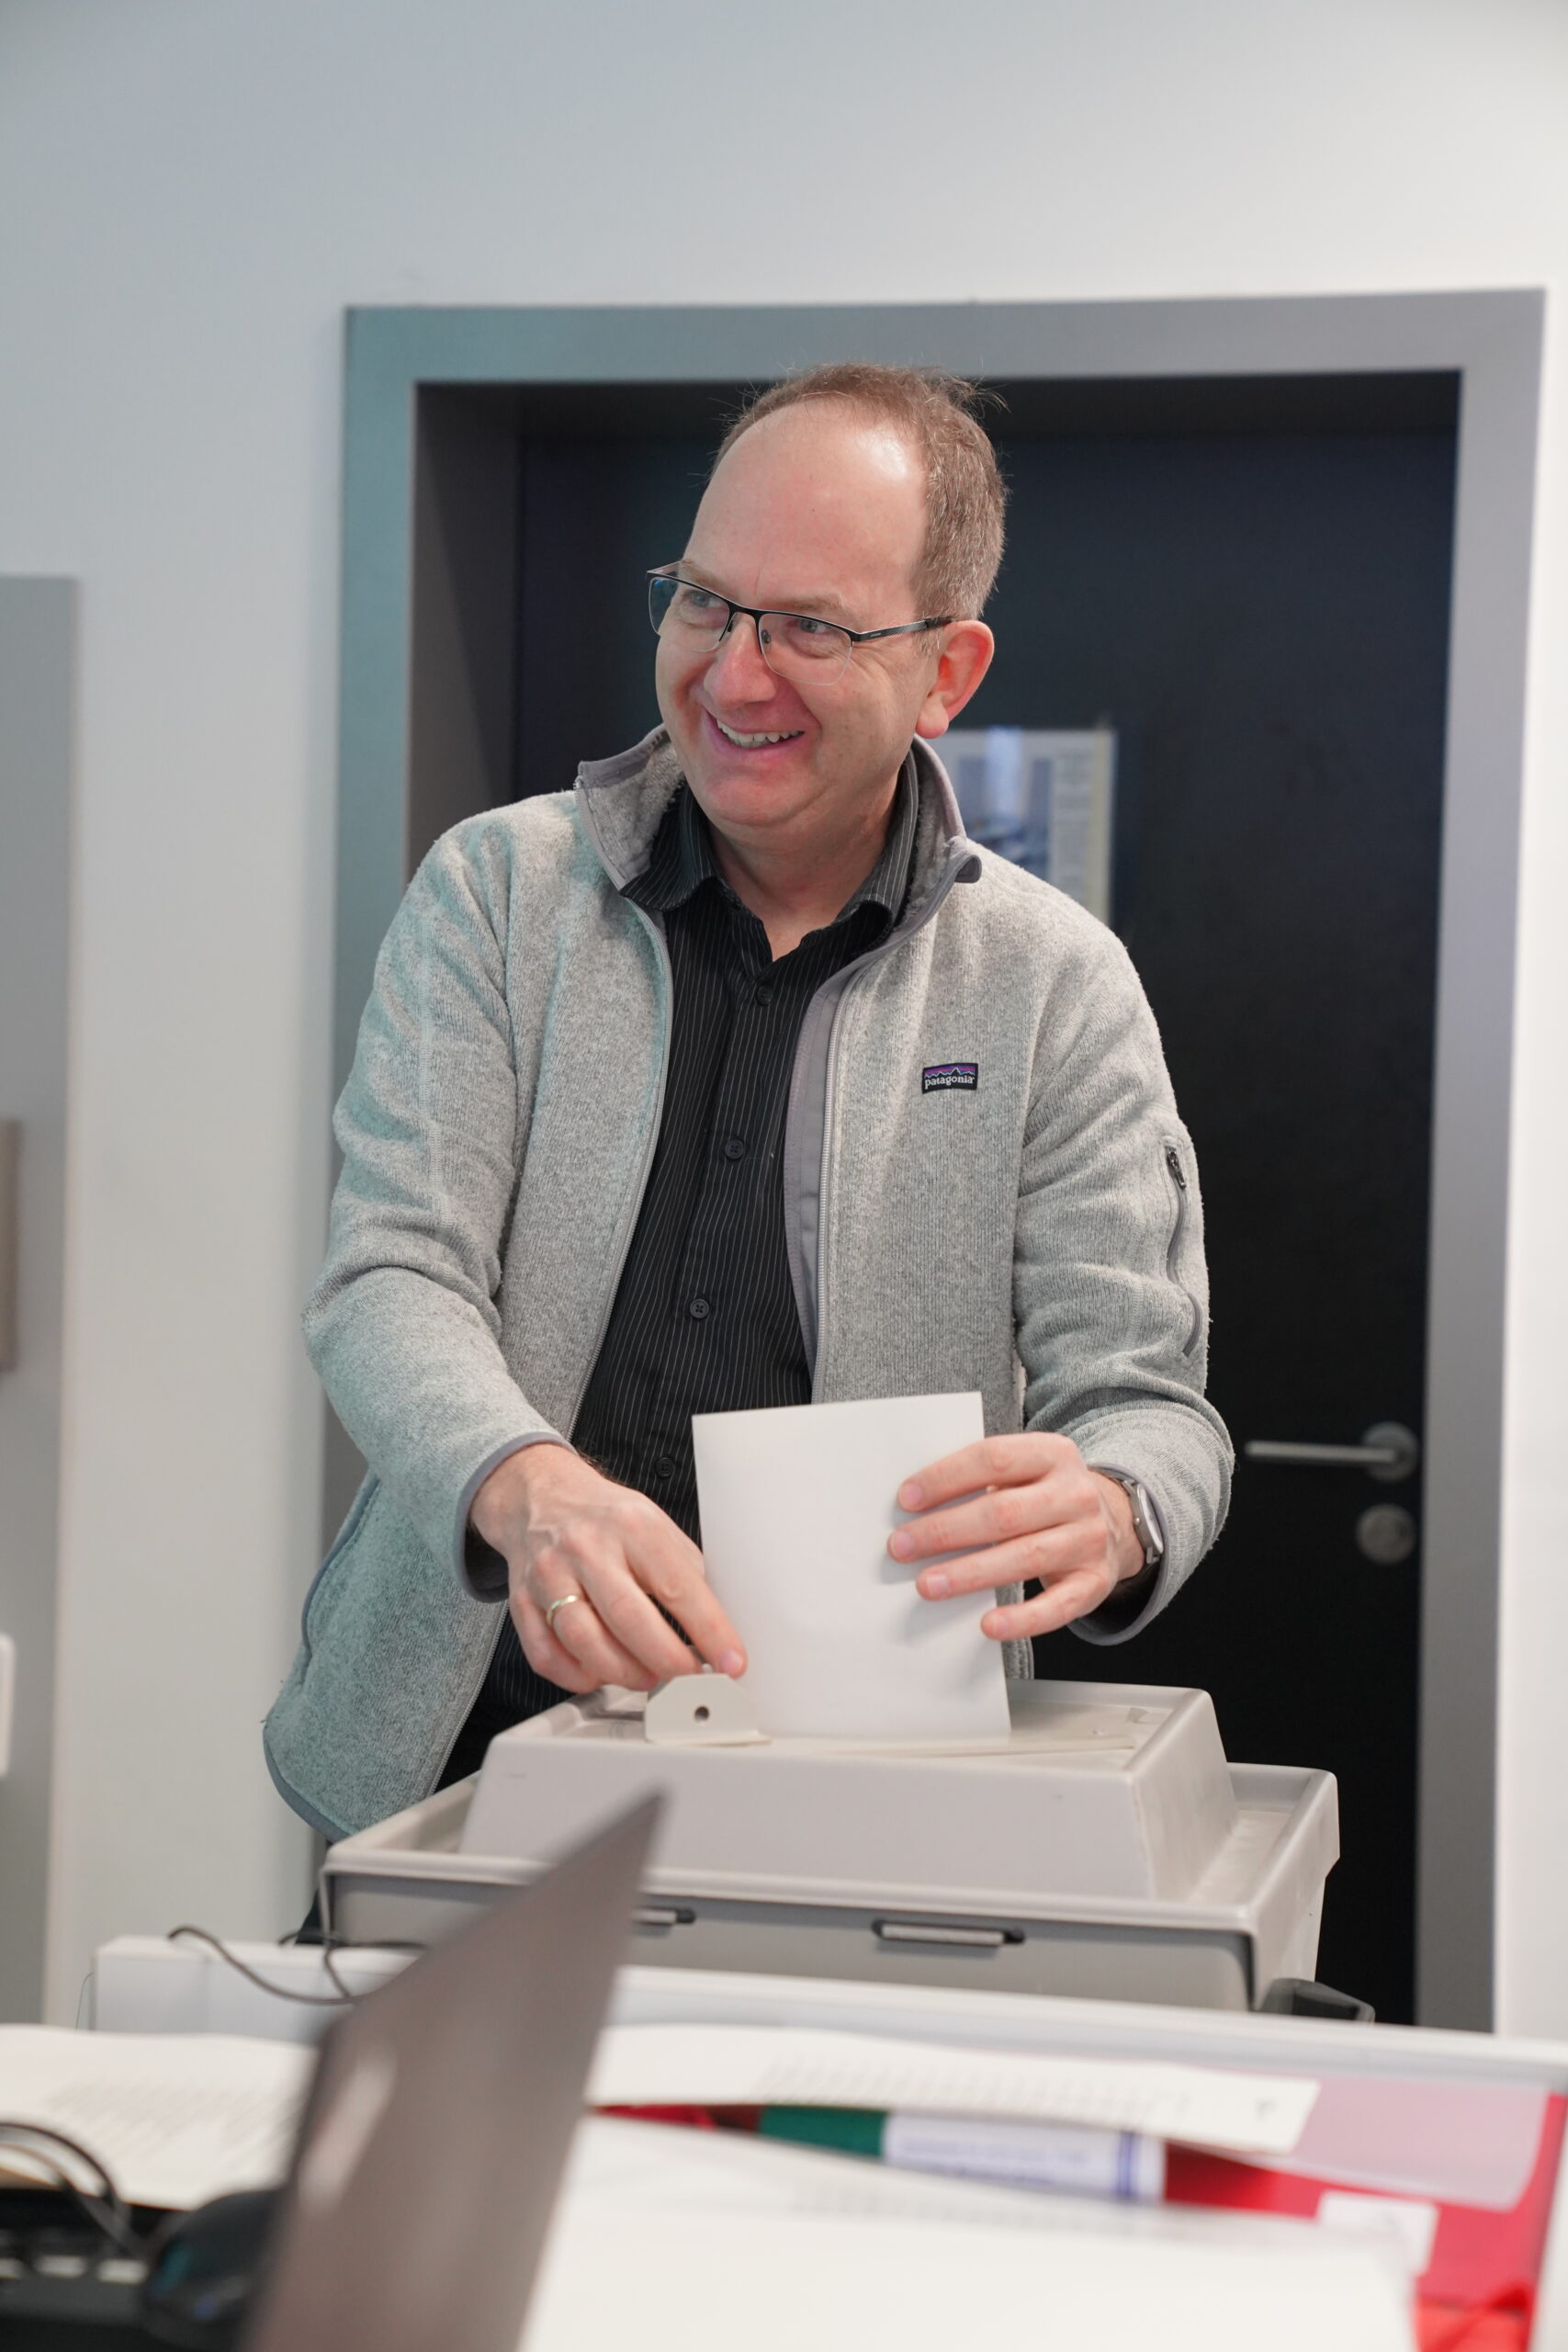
[264,730,1231,1838]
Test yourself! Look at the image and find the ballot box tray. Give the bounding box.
[321,1679,1338,2013]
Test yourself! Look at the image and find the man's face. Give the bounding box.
[655,402,961,857]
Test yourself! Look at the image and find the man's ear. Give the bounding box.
[913,619,995,740]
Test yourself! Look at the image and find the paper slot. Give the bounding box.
[692,1393,1010,1743]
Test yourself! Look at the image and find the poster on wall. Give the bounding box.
[941,728,1116,923]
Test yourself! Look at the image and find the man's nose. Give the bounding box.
[705,609,776,698]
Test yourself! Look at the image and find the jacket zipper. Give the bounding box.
[425,899,676,1793]
[432,798,968,1781]
[807,849,1032,1684]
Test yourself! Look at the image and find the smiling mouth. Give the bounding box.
[711,716,805,749]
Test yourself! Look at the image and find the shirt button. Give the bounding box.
[753,980,773,1006]
[652,1453,677,1480]
[721,1136,747,1160]
[688,1295,711,1320]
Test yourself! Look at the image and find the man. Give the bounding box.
[265,365,1231,1840]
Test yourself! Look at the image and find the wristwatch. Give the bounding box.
[1089,1467,1166,1571]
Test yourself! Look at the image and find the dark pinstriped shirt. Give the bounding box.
[442,769,919,1778]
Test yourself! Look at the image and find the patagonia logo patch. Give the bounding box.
[922,1061,978,1093]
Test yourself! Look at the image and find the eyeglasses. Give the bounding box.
[648,571,952,686]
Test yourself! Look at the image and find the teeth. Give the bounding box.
[715,719,802,749]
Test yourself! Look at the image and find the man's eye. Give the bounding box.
[677,586,724,616]
[773,613,847,661]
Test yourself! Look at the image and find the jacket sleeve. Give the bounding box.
[1011,926,1233,1642]
[304,827,568,1600]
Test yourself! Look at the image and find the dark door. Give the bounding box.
[996,414,1455,2028]
[409,378,1458,2027]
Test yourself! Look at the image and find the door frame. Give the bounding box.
[331,293,1544,2030]
[0,579,76,2021]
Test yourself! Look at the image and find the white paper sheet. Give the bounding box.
[525,2120,1414,2352]
[588,2023,1320,2156]
[0,2027,312,2209]
[692,1392,1010,1740]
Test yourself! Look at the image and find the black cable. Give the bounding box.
[167,1919,424,2009]
[166,1924,355,2008]
[0,2120,142,2256]
[319,1941,359,2002]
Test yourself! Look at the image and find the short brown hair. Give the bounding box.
[714,364,1007,621]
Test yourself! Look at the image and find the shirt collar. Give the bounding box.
[626,753,920,928]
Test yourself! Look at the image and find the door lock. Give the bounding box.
[1356,1505,1417,1565]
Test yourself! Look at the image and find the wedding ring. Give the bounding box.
[545,1594,581,1632]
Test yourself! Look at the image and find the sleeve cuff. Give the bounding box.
[1077,1464,1168,1640]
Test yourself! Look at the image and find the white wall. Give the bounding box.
[1,0,1564,2028]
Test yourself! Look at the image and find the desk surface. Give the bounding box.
[78,1944,1568,2351]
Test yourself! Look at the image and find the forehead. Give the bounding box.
[684,401,927,617]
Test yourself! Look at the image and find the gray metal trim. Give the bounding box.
[1414,292,1543,2031]
[334,291,1547,2030]
[0,578,76,2021]
[334,313,421,1098]
[0,1119,18,1373]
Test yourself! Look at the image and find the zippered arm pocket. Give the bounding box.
[1162,1137,1204,1362]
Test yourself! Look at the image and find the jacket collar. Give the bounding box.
[627,763,919,933]
[573,727,980,932]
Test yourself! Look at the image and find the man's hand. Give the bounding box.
[469,1445,747,1695]
[887,1433,1147,1642]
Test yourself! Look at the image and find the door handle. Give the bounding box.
[1244,1420,1418,1484]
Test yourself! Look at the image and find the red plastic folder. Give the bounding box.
[1165,2076,1567,2338]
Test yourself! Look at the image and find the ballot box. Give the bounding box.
[320,1680,1339,2015]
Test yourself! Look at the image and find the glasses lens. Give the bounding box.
[759,612,852,682]
[649,574,729,641]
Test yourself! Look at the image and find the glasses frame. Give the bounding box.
[648,571,953,675]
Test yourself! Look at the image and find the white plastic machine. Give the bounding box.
[321,1679,1339,2015]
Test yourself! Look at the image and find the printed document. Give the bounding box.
[589,2022,1321,2156]
[0,2027,311,2209]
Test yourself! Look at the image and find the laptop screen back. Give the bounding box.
[242,1794,660,2352]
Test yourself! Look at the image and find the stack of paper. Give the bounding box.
[0,2025,1416,2348]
